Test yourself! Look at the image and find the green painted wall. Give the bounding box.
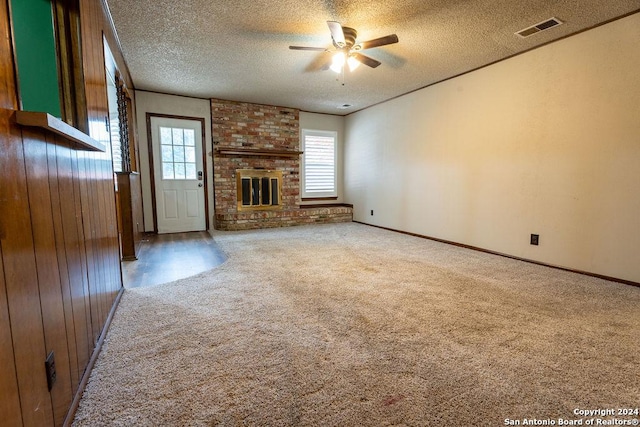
[11,0,61,117]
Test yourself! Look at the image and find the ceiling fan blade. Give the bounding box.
[289,46,328,51]
[305,53,332,72]
[327,21,346,47]
[352,53,381,68]
[358,34,399,50]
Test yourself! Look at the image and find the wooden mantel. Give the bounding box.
[15,110,105,152]
[214,146,303,158]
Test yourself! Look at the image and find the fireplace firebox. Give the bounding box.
[236,169,283,211]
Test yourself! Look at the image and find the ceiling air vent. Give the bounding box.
[516,17,563,38]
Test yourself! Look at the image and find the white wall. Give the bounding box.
[134,91,213,231]
[299,112,345,204]
[344,13,640,283]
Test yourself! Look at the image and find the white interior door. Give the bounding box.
[150,116,206,233]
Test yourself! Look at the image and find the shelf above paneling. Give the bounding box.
[15,111,105,152]
[214,147,303,158]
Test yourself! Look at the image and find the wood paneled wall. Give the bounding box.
[0,0,133,425]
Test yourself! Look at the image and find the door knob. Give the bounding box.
[198,183,203,187]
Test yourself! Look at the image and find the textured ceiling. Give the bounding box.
[105,0,640,115]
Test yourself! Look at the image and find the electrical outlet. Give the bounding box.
[45,351,56,391]
[370,210,374,216]
[530,234,539,246]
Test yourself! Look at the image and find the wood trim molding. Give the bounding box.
[214,147,303,158]
[145,114,158,232]
[355,221,640,288]
[299,203,352,209]
[99,0,135,87]
[301,197,338,202]
[146,113,209,232]
[14,111,105,151]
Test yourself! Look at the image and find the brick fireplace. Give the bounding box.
[211,99,352,230]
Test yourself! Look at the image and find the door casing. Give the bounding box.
[146,113,209,233]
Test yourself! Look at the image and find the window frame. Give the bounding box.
[301,129,338,199]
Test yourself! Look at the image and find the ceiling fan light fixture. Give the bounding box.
[330,52,346,73]
[347,55,360,72]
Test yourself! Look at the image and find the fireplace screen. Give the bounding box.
[236,169,283,211]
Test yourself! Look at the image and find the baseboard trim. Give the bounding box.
[63,286,125,426]
[355,221,639,288]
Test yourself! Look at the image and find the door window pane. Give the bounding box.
[162,145,173,162]
[173,146,185,162]
[184,129,195,146]
[163,163,174,179]
[174,163,186,179]
[172,128,183,146]
[160,127,172,144]
[185,163,196,179]
[185,146,195,162]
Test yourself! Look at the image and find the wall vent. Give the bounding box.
[516,17,563,38]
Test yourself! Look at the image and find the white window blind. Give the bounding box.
[302,130,337,198]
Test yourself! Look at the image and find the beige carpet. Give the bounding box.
[73,223,640,426]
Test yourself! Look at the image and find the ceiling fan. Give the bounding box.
[289,21,399,73]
